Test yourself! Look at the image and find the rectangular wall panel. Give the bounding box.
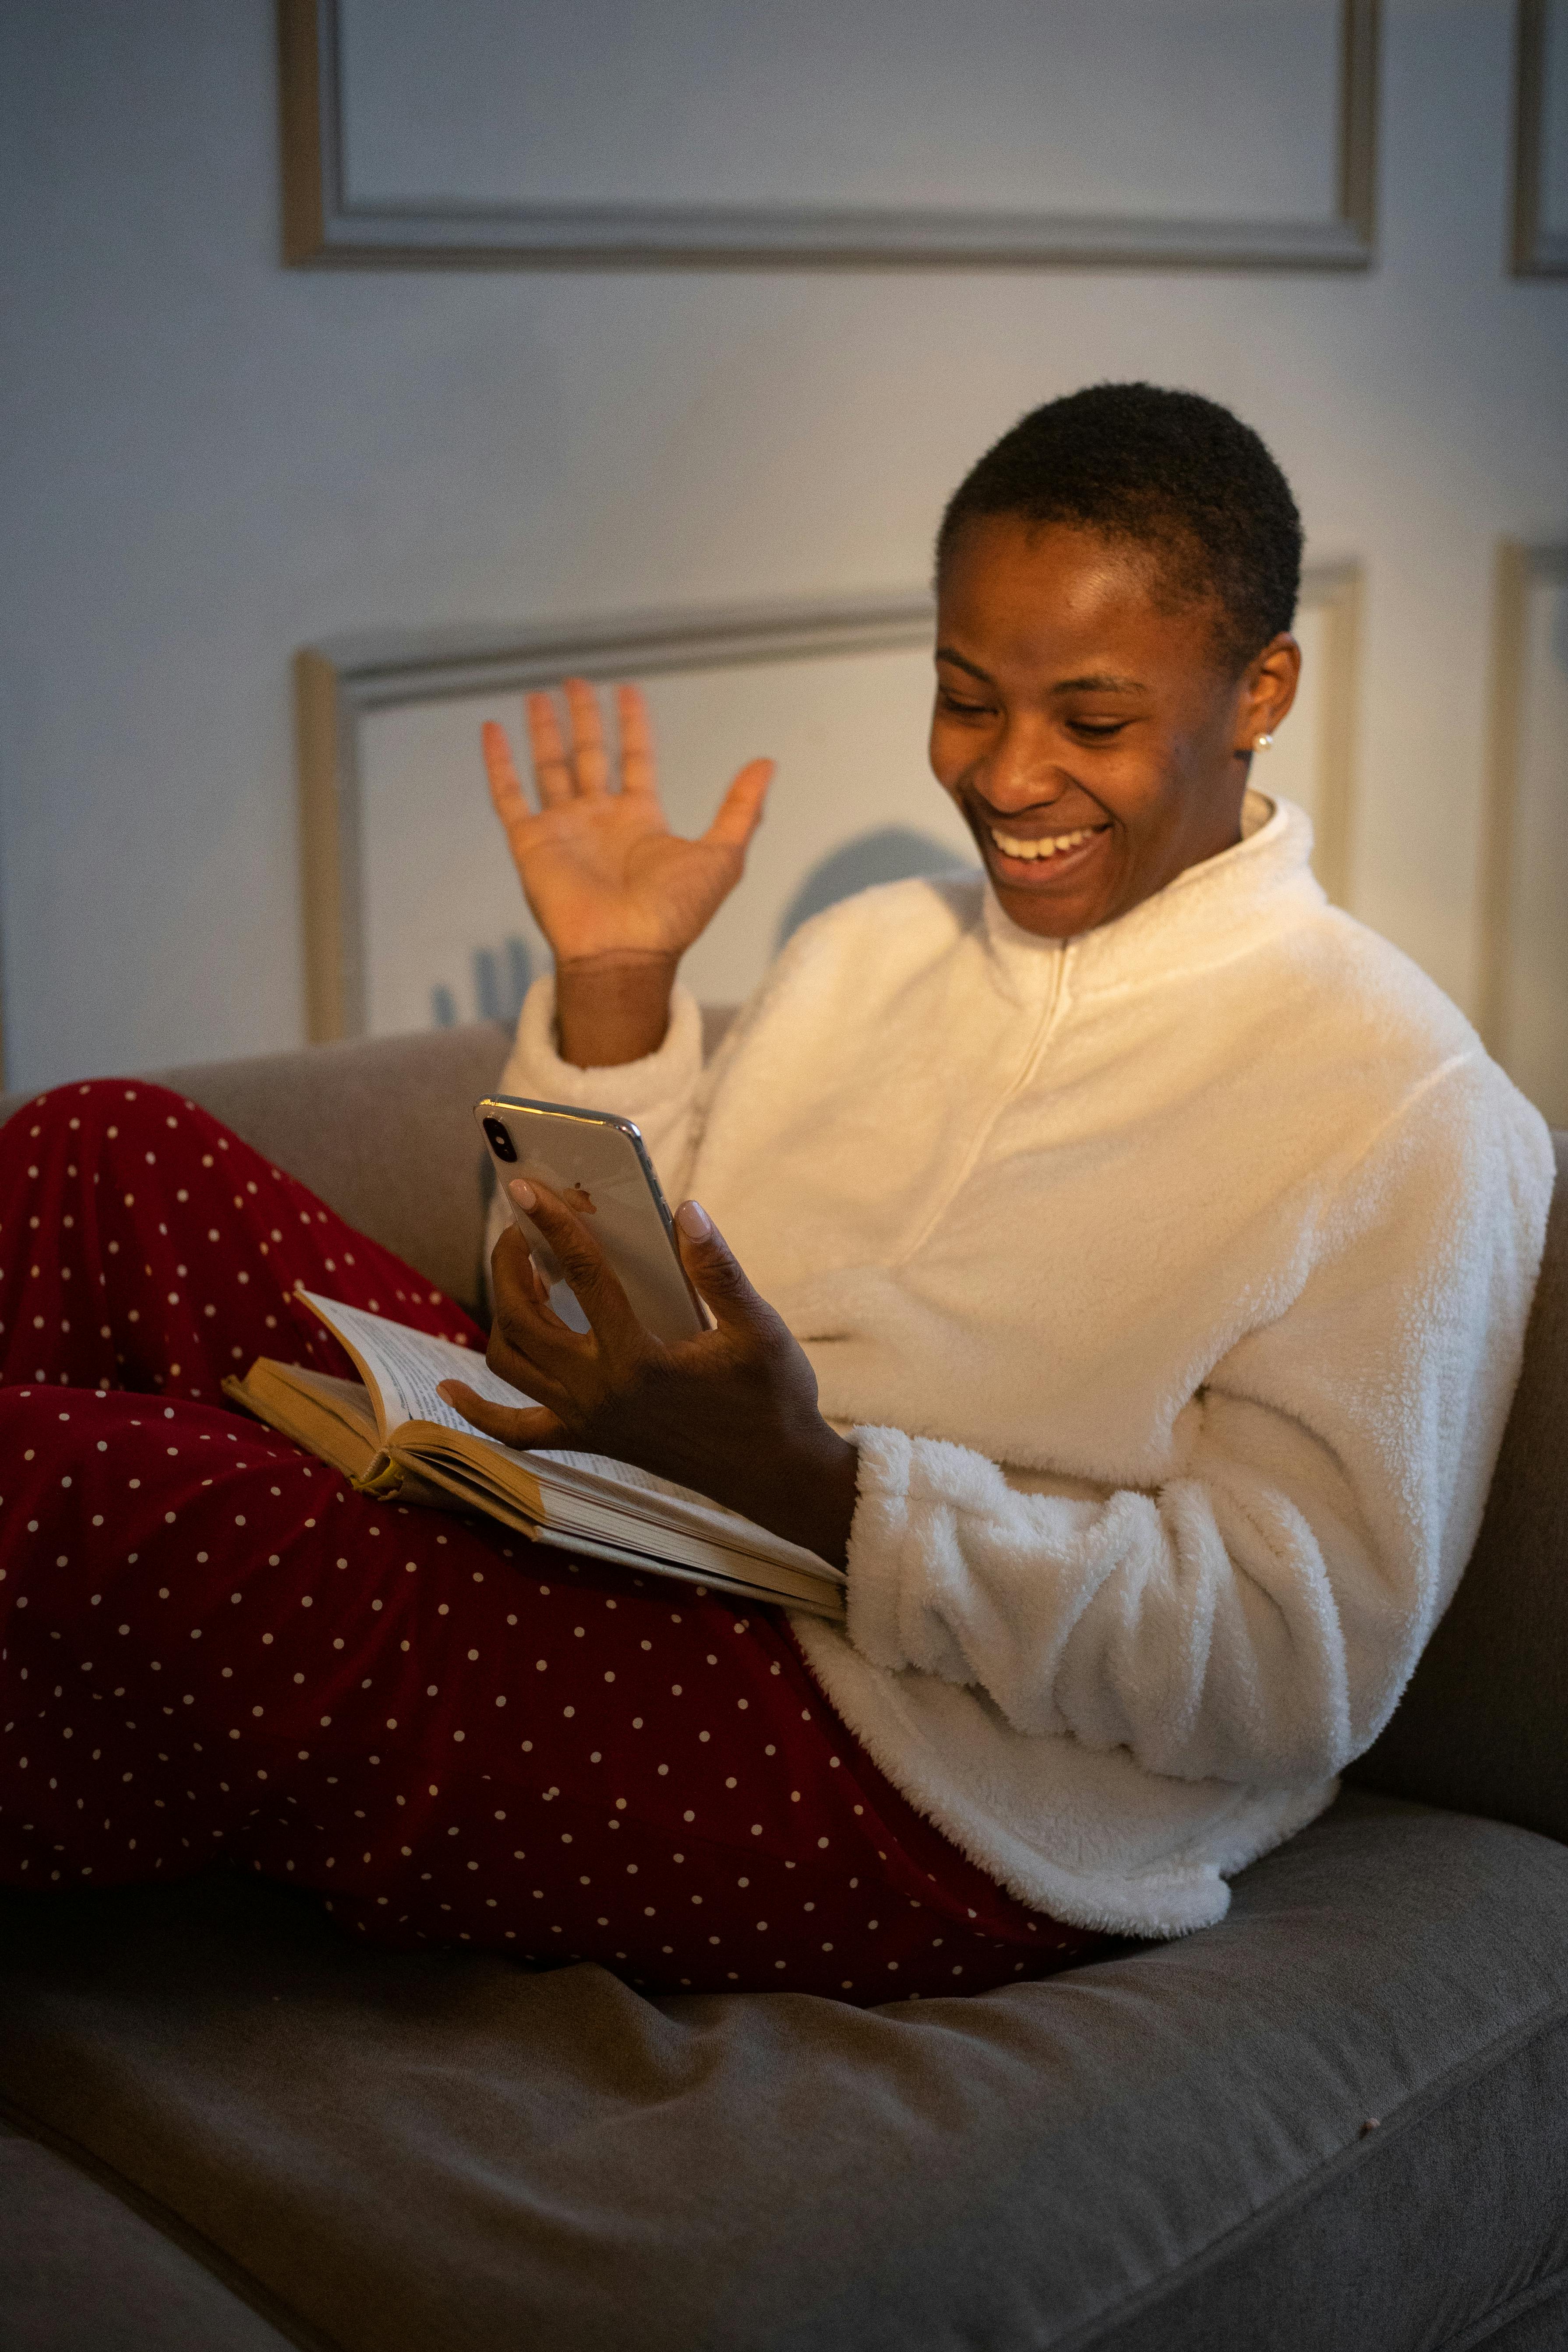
[282,0,1377,267]
[356,637,971,1037]
[300,567,1359,1045]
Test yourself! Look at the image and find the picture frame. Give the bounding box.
[293,568,1363,1045]
[278,0,1380,272]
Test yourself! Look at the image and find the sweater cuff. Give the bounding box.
[845,1424,1000,1686]
[844,1424,921,1671]
[496,972,705,1126]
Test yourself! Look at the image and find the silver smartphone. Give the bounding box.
[474,1095,706,1344]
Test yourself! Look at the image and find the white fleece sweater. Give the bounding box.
[492,795,1553,1936]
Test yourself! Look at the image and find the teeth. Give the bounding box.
[989,826,1096,862]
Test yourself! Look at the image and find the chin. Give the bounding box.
[993,881,1105,940]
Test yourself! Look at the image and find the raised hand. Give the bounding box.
[483,679,773,966]
[438,1178,859,1571]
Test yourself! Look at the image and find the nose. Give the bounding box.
[970,718,1070,813]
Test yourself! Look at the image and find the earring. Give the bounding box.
[1253,732,1274,752]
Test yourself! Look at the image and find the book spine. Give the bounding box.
[350,1456,406,1499]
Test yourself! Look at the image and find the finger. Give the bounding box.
[702,758,774,853]
[524,692,575,809]
[490,1224,577,1344]
[437,1380,569,1452]
[510,1177,641,1346]
[563,676,611,799]
[616,683,659,800]
[672,1197,771,1334]
[483,1316,582,1427]
[481,720,533,838]
[527,1250,555,1312]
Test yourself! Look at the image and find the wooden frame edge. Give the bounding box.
[1300,561,1362,909]
[1338,0,1381,254]
[1476,543,1527,1055]
[1512,0,1568,275]
[294,648,351,1042]
[279,0,1379,274]
[278,0,328,266]
[1474,542,1568,1063]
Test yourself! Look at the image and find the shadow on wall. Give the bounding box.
[427,828,977,1029]
[432,937,533,1031]
[774,826,977,952]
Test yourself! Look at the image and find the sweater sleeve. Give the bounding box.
[482,972,709,1278]
[491,973,707,1201]
[843,1060,1554,1790]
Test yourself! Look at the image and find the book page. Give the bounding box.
[300,1293,841,1588]
[532,1447,844,1583]
[298,1290,540,1432]
[272,1363,383,1444]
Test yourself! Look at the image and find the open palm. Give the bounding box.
[483,678,773,964]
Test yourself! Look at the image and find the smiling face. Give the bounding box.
[930,516,1300,940]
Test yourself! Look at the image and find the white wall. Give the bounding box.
[1,1,1564,1094]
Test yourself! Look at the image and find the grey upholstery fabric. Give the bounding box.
[2,1791,1567,2352]
[0,1022,511,1321]
[0,1010,740,1326]
[0,2119,303,2351]
[1350,1128,1568,1847]
[3,1026,1564,2347]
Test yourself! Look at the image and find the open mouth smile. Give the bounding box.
[987,821,1112,872]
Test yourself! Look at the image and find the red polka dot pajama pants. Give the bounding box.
[0,1079,1106,2002]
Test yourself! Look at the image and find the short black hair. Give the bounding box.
[936,383,1303,675]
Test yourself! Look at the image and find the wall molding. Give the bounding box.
[278,0,1379,273]
[1511,0,1568,275]
[1298,561,1362,909]
[1478,540,1568,1064]
[295,569,1360,1044]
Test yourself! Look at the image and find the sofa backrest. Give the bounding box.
[172,1021,513,1317]
[1,1022,515,1318]
[0,1012,744,1325]
[1347,1127,1568,1847]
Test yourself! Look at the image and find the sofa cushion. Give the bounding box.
[0,2117,300,2351]
[2,1789,1565,2352]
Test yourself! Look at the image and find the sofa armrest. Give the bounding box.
[2,1013,740,1327]
[1349,1129,1568,1845]
[3,1024,512,1323]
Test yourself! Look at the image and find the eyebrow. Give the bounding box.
[935,646,1148,694]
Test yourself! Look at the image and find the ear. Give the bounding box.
[1234,633,1302,755]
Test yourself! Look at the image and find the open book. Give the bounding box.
[222,1289,845,1621]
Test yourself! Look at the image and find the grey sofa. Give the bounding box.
[2,1020,1566,2352]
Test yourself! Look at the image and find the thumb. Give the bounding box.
[437,1379,567,1452]
[703,758,773,852]
[674,1199,767,1330]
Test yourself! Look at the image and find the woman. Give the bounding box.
[0,385,1551,1999]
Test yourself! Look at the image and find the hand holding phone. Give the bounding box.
[448,1134,863,1571]
[475,1096,706,1344]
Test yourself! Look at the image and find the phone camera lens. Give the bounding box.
[483,1118,518,1163]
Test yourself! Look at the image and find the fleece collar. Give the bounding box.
[978,792,1324,1006]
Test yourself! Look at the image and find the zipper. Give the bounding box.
[890,941,1074,1270]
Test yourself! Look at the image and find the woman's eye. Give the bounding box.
[937,692,994,718]
[1069,720,1127,742]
